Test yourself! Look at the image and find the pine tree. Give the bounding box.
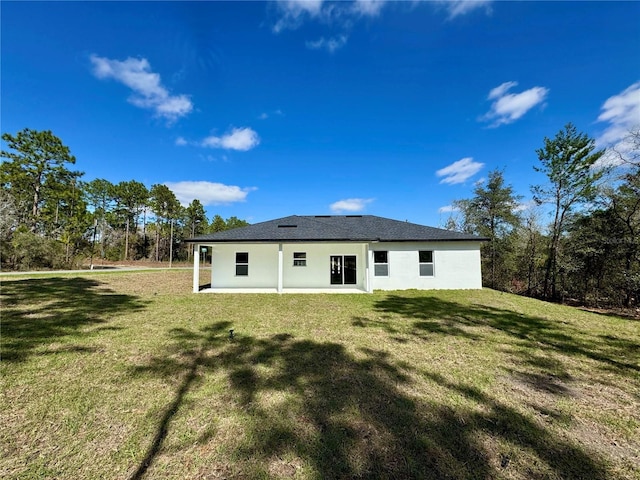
[1,129,82,234]
[454,169,521,290]
[149,184,180,261]
[531,123,605,300]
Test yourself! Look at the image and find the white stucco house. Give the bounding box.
[186,215,486,293]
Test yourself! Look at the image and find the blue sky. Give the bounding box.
[2,1,639,226]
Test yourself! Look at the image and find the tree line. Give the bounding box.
[447,123,639,308]
[2,125,638,308]
[0,128,248,270]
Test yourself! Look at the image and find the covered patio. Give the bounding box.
[190,242,373,294]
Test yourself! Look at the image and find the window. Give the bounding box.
[373,251,389,276]
[419,250,434,276]
[235,252,248,276]
[293,252,307,266]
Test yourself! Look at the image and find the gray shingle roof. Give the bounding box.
[186,215,486,243]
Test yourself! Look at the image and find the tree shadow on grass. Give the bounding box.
[128,322,611,480]
[422,371,607,478]
[1,276,147,362]
[127,321,232,480]
[370,294,640,378]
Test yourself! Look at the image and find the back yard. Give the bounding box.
[1,270,638,479]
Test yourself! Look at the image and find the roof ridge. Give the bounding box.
[299,215,370,238]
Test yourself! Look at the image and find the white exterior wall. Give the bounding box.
[205,241,482,291]
[209,242,367,290]
[210,243,279,288]
[282,243,367,289]
[370,241,482,290]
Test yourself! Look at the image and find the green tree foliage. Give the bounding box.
[85,178,114,215]
[185,199,208,238]
[564,209,619,304]
[208,214,249,233]
[225,216,250,230]
[566,164,640,307]
[112,180,148,260]
[454,169,522,290]
[10,227,66,270]
[149,184,181,261]
[442,215,460,232]
[609,166,640,306]
[1,128,251,269]
[85,178,115,260]
[1,129,90,268]
[0,189,19,267]
[209,214,227,233]
[0,189,18,238]
[1,129,83,234]
[531,123,605,300]
[41,177,90,263]
[513,208,547,297]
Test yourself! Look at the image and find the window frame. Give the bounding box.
[293,252,307,267]
[373,250,389,277]
[235,252,249,276]
[419,250,434,277]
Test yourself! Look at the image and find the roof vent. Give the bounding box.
[278,224,297,228]
[346,215,363,218]
[314,215,331,218]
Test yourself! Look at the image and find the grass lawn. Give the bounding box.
[1,270,639,479]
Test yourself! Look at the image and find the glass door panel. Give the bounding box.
[343,256,357,284]
[330,256,343,284]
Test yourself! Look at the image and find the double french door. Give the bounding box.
[330,255,357,285]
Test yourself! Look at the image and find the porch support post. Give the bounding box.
[278,243,284,293]
[210,246,214,287]
[366,243,374,293]
[193,244,200,293]
[277,243,284,293]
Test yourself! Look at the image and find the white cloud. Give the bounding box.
[596,81,640,148]
[438,204,459,213]
[273,0,387,35]
[197,153,229,163]
[259,109,284,120]
[175,136,188,146]
[306,35,348,53]
[514,200,536,212]
[351,0,387,17]
[153,96,193,119]
[202,127,260,151]
[481,81,549,127]
[90,54,193,122]
[164,181,256,206]
[273,0,489,35]
[439,0,493,18]
[330,198,374,213]
[436,157,484,184]
[488,81,517,100]
[273,0,326,33]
